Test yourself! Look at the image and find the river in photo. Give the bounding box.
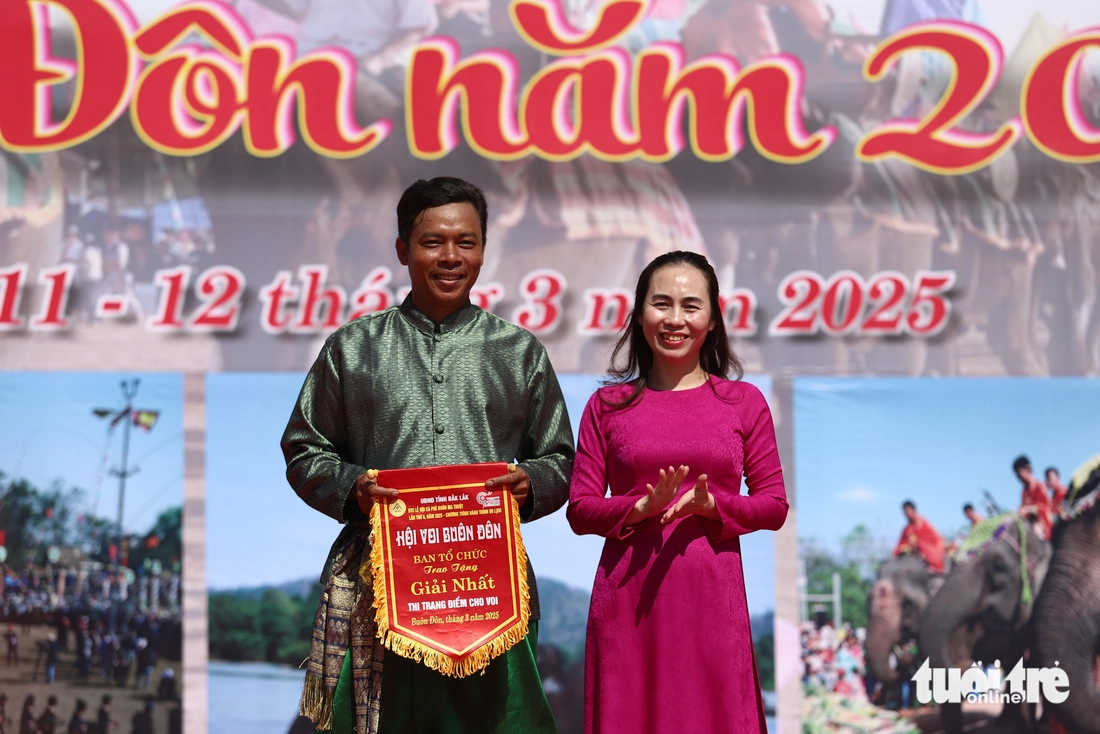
[208,661,305,734]
[764,691,777,733]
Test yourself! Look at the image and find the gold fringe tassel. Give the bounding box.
[300,671,335,730]
[366,490,531,677]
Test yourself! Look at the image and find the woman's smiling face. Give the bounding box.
[640,263,716,368]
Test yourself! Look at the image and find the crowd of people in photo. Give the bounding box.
[2,563,180,621]
[57,203,216,324]
[1,564,181,733]
[5,618,179,694]
[3,564,181,685]
[801,620,871,700]
[0,693,161,734]
[802,617,929,714]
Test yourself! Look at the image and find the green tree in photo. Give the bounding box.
[0,474,100,566]
[209,594,265,661]
[0,476,41,567]
[208,583,323,665]
[802,524,886,631]
[258,589,299,661]
[752,611,776,691]
[129,506,183,570]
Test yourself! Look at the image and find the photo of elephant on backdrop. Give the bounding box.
[1034,457,1100,734]
[865,554,947,686]
[919,515,1052,734]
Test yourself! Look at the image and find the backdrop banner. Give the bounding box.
[2,0,1098,380]
[4,1,1100,732]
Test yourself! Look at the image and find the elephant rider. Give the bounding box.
[1013,455,1053,540]
[963,503,983,527]
[1045,466,1069,513]
[944,503,985,556]
[893,500,946,574]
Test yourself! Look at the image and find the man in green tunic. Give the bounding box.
[282,177,574,734]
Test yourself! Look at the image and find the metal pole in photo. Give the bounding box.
[832,572,842,629]
[798,558,808,623]
[112,378,140,573]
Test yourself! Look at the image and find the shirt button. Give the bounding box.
[435,424,445,434]
[433,334,442,342]
[434,375,444,384]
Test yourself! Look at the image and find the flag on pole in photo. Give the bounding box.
[132,410,159,431]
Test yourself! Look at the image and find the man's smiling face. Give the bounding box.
[396,201,485,323]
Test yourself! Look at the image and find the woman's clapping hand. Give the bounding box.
[623,467,721,528]
[625,465,688,526]
[661,474,718,524]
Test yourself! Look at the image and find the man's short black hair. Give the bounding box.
[1044,466,1059,477]
[396,177,488,245]
[1012,455,1031,473]
[902,500,916,511]
[47,696,57,706]
[963,503,974,512]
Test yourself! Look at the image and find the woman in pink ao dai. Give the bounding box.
[567,251,788,733]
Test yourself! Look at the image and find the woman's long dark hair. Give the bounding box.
[603,251,743,407]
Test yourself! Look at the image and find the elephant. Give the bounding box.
[865,554,946,684]
[919,515,1052,734]
[1033,457,1100,734]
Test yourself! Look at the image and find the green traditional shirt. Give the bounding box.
[281,296,575,619]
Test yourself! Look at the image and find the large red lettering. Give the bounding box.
[408,38,526,159]
[1023,28,1100,163]
[0,265,28,330]
[522,65,582,157]
[571,50,637,157]
[348,267,395,321]
[132,2,248,155]
[512,270,565,335]
[292,265,346,331]
[729,56,836,164]
[523,50,637,159]
[578,288,632,335]
[245,40,389,158]
[636,47,836,163]
[0,0,136,151]
[132,49,245,154]
[636,45,741,161]
[133,3,385,158]
[857,21,1021,174]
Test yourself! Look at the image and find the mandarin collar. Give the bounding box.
[398,295,479,335]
